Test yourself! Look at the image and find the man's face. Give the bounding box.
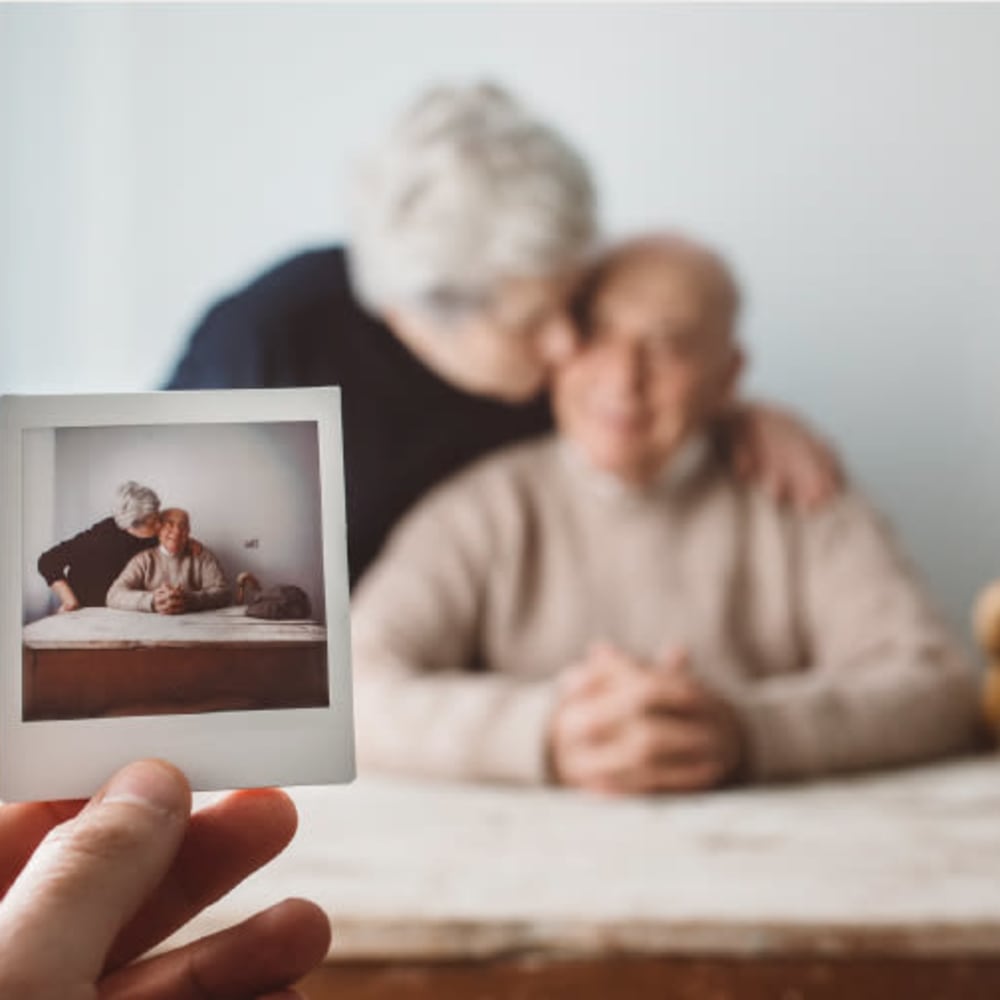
[158,509,191,556]
[552,246,741,485]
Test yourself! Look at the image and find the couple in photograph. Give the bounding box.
[37,482,230,616]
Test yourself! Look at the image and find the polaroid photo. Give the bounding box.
[0,388,355,801]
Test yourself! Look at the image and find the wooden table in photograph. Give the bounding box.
[165,756,1000,999]
[22,606,328,719]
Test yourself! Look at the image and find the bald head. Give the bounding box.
[158,508,191,557]
[574,233,741,345]
[554,231,744,486]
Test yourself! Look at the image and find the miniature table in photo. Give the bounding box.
[21,606,328,719]
[166,755,1000,999]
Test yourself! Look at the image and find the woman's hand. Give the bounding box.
[719,401,844,510]
[0,760,331,999]
[51,579,80,613]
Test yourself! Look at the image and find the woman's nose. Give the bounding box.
[537,312,578,367]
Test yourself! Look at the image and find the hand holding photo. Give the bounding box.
[0,388,355,800]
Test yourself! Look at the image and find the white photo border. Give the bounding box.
[0,388,355,801]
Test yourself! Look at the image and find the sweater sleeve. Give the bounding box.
[736,492,981,781]
[106,553,156,612]
[37,527,91,585]
[186,551,231,610]
[351,477,559,786]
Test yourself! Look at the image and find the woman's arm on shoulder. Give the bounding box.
[716,400,844,511]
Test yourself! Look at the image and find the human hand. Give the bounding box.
[0,759,330,999]
[548,643,744,795]
[152,585,187,615]
[720,401,844,510]
[52,579,80,613]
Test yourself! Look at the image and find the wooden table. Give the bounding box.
[166,755,1000,998]
[22,606,328,720]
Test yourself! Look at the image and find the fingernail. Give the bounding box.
[101,760,187,816]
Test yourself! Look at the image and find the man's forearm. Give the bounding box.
[735,653,980,782]
[106,584,156,612]
[184,587,231,611]
[355,667,558,785]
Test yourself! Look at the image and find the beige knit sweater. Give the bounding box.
[107,546,231,613]
[351,436,979,786]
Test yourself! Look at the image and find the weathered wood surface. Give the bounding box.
[22,643,329,719]
[23,606,326,648]
[170,756,1000,963]
[21,607,329,719]
[297,955,1000,1000]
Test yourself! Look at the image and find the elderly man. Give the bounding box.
[107,508,230,614]
[351,233,980,793]
[166,82,841,587]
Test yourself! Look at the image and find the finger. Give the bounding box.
[578,724,729,793]
[555,693,629,748]
[558,663,598,700]
[558,663,608,702]
[565,716,719,787]
[656,647,690,673]
[557,665,659,746]
[642,669,711,716]
[802,458,844,511]
[559,644,634,701]
[106,788,299,971]
[0,760,190,990]
[98,898,332,1000]
[0,799,86,896]
[561,666,706,749]
[588,756,726,796]
[731,445,755,482]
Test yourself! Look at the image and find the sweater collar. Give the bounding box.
[558,432,713,502]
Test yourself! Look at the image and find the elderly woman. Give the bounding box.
[37,481,161,612]
[166,82,840,587]
[351,233,980,793]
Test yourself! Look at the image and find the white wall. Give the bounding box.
[2,4,998,650]
[25,422,325,623]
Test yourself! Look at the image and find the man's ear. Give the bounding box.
[724,344,746,400]
[712,342,746,411]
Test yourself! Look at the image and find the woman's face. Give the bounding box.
[129,513,161,539]
[552,246,740,485]
[390,271,581,401]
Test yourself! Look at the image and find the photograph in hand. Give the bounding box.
[1,389,355,799]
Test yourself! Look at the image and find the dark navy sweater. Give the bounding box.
[37,517,157,608]
[164,247,553,585]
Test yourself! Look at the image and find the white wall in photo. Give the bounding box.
[2,4,998,651]
[27,422,325,624]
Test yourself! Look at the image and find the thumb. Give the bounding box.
[0,760,190,993]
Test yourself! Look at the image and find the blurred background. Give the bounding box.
[1,2,998,650]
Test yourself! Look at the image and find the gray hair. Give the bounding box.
[348,81,598,323]
[112,481,161,531]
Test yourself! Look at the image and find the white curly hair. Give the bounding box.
[348,82,598,324]
[112,481,160,531]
